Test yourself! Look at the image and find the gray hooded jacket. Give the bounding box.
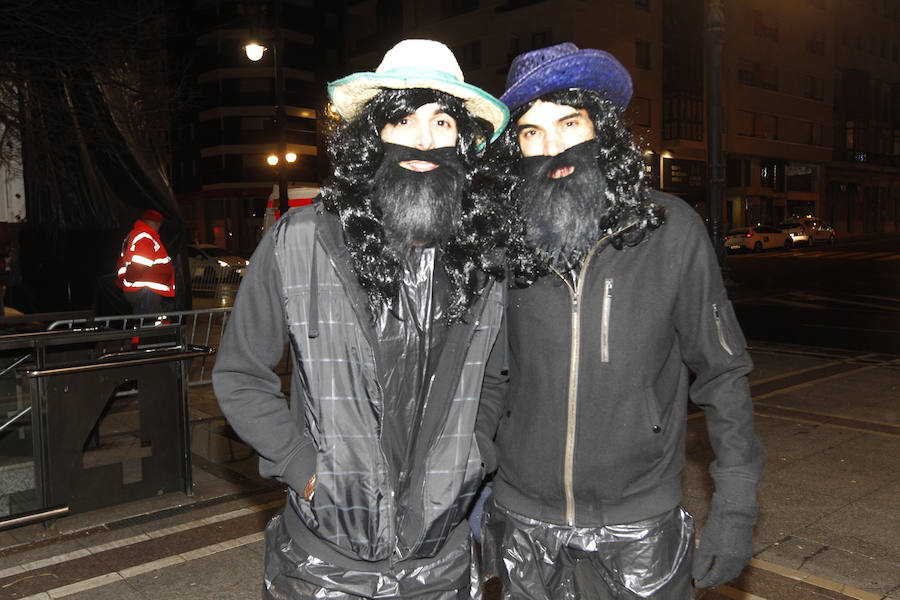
[213,203,506,578]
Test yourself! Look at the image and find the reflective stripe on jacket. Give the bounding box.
[117,219,175,296]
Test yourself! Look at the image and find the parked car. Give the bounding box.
[724,225,792,252]
[188,244,248,291]
[777,220,809,247]
[778,218,837,247]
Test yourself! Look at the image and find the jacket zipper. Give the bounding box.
[369,348,400,566]
[601,278,613,363]
[550,235,611,526]
[564,284,580,526]
[712,303,734,356]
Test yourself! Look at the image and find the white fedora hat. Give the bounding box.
[328,39,509,142]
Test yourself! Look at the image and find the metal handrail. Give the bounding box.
[24,345,214,378]
[0,405,30,434]
[0,506,69,532]
[46,308,231,386]
[0,353,31,377]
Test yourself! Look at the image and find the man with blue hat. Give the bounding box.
[477,43,765,598]
[214,39,511,599]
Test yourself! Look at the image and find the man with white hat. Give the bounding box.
[477,43,765,598]
[213,40,511,599]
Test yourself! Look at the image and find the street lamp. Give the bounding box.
[244,42,266,62]
[243,1,288,218]
[265,152,297,166]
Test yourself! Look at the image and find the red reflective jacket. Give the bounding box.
[116,219,175,297]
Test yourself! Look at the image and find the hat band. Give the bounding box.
[376,66,465,86]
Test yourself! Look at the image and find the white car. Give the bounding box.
[778,218,836,247]
[188,244,248,290]
[724,225,791,253]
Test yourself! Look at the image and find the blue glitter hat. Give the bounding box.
[500,43,633,113]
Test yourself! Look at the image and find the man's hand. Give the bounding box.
[301,474,317,501]
[692,494,758,588]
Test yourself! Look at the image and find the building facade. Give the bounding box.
[828,0,900,235]
[171,0,344,257]
[719,0,834,230]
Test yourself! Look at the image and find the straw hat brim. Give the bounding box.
[500,49,633,113]
[328,70,509,142]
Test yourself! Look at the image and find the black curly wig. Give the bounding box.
[487,89,665,286]
[321,88,514,322]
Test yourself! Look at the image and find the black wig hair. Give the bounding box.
[321,87,514,322]
[486,88,665,286]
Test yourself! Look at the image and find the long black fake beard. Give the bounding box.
[517,139,608,268]
[372,143,466,249]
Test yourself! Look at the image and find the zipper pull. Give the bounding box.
[712,303,734,356]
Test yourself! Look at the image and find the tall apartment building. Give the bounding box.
[829,0,900,234]
[341,0,900,236]
[170,0,343,257]
[718,0,834,229]
[719,0,900,235]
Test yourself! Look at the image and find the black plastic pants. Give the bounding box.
[481,500,694,599]
[262,510,480,599]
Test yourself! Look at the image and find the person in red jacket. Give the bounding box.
[116,209,174,314]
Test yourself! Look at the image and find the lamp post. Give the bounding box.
[244,0,289,218]
[705,0,726,266]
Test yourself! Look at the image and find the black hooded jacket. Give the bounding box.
[482,191,765,527]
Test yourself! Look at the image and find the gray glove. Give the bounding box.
[692,494,758,588]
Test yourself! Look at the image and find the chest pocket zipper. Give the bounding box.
[712,303,734,356]
[601,278,613,363]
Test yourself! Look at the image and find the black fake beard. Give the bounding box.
[372,143,466,248]
[517,138,608,268]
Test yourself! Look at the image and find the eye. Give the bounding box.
[397,118,409,126]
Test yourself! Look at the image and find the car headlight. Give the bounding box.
[217,260,228,267]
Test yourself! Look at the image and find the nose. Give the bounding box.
[414,123,434,150]
[543,133,565,156]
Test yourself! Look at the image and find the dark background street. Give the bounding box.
[726,235,900,354]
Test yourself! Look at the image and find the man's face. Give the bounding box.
[516,100,595,177]
[370,100,466,247]
[380,102,458,172]
[512,99,606,266]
